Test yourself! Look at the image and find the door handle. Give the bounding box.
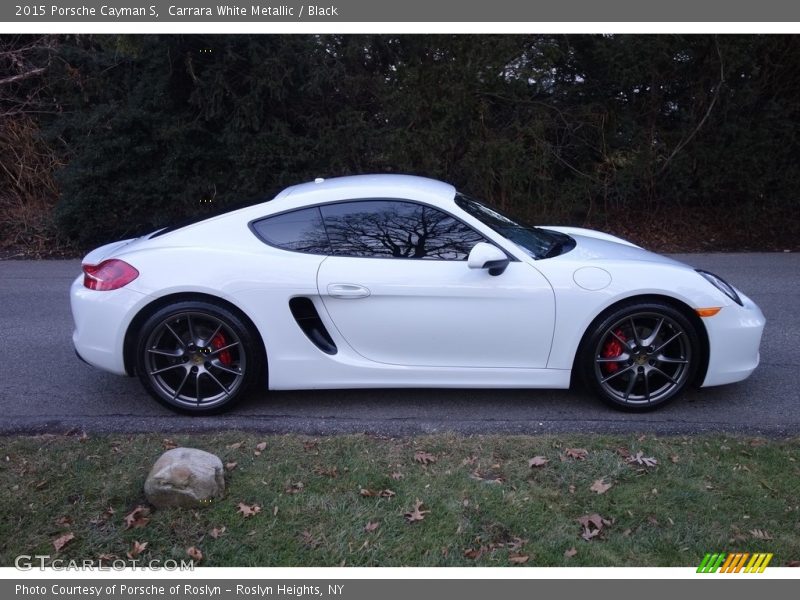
[327,283,371,299]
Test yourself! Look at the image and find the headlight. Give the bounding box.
[696,270,742,306]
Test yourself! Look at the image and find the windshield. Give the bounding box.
[454,193,572,259]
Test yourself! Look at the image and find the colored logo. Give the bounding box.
[697,552,773,573]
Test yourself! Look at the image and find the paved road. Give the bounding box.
[0,255,797,436]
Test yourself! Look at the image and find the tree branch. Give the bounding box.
[657,38,725,176]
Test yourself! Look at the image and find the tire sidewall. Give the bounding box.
[136,300,261,415]
[580,301,700,411]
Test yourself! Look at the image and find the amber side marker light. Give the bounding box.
[696,307,722,317]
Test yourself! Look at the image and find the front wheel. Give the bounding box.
[580,302,700,411]
[136,301,262,414]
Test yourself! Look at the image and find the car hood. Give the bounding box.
[544,226,685,267]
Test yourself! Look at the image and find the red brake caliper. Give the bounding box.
[601,328,626,374]
[210,332,232,366]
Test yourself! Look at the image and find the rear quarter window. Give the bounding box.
[250,207,331,254]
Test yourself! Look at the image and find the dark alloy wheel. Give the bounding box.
[581,302,700,410]
[136,301,262,414]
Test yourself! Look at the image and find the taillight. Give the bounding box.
[83,259,139,291]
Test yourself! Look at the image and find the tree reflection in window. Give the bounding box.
[321,200,485,260]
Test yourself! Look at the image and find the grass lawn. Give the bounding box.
[1,432,798,567]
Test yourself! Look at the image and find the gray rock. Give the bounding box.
[144,447,225,508]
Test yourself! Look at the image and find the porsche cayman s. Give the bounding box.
[70,175,765,413]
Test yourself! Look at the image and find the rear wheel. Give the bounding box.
[580,302,699,411]
[136,301,261,414]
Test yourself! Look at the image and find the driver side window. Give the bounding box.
[320,200,485,260]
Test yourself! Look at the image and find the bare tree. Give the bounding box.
[0,35,56,118]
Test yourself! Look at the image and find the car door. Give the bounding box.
[316,199,555,368]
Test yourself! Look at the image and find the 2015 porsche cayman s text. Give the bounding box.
[71,175,765,414]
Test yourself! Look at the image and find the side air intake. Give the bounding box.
[288,297,338,355]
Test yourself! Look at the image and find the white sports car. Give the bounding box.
[70,174,765,414]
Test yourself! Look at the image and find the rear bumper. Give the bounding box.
[701,290,765,387]
[70,275,148,376]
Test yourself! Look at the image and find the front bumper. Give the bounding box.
[70,275,148,376]
[701,290,765,387]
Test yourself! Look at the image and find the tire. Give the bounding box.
[579,301,700,411]
[136,300,262,414]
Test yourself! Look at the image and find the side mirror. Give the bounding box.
[467,242,509,276]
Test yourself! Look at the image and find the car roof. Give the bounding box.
[272,174,456,207]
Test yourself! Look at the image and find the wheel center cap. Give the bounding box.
[191,354,204,365]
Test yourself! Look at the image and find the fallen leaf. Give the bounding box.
[578,513,612,541]
[303,441,319,452]
[90,506,115,524]
[210,526,226,539]
[255,442,267,452]
[627,451,658,467]
[590,478,612,494]
[237,502,261,518]
[414,451,437,465]
[463,547,485,559]
[462,455,478,466]
[390,472,404,480]
[506,537,528,551]
[313,466,338,478]
[97,553,117,562]
[360,488,395,498]
[123,506,150,530]
[470,470,505,484]
[364,521,380,532]
[53,532,75,552]
[162,439,177,449]
[568,485,576,494]
[300,530,320,548]
[670,455,680,464]
[273,506,279,516]
[79,432,89,442]
[227,441,244,450]
[509,553,529,564]
[637,434,647,441]
[528,456,549,468]
[404,498,430,523]
[616,447,631,459]
[55,515,73,526]
[786,561,800,567]
[186,546,203,562]
[565,448,589,460]
[127,540,147,559]
[647,516,659,525]
[284,482,304,494]
[564,547,577,558]
[225,462,238,471]
[750,529,773,540]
